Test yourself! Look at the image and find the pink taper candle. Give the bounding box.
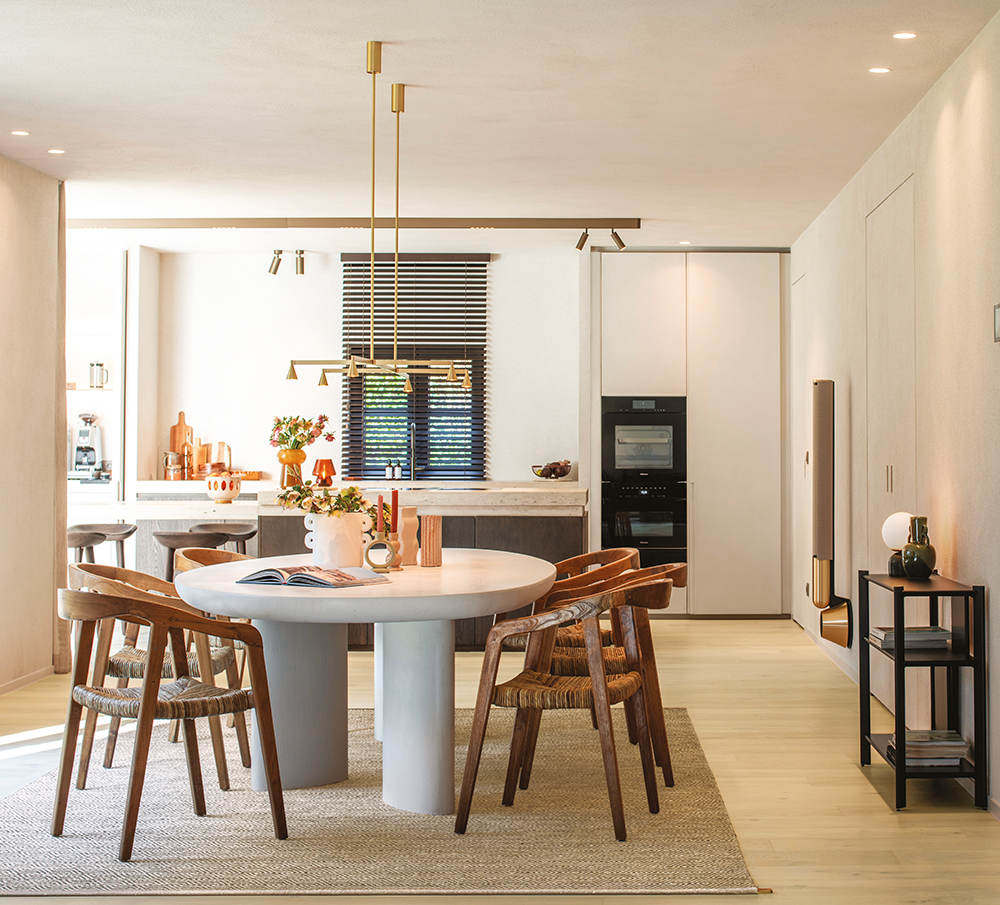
[377,494,384,532]
[391,489,399,532]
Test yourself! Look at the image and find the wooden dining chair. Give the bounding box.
[174,546,255,698]
[499,547,640,649]
[455,573,672,842]
[52,587,286,862]
[66,563,250,791]
[517,562,683,791]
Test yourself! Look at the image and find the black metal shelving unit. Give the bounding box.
[859,570,987,810]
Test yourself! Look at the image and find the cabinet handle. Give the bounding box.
[890,465,894,494]
[886,465,890,493]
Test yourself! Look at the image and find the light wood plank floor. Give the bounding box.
[2,618,998,905]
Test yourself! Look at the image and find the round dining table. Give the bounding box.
[174,548,555,815]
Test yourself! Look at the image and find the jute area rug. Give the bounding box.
[0,707,756,896]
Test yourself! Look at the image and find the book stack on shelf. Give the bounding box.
[887,729,971,767]
[868,625,951,650]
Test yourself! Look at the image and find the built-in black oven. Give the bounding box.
[601,396,687,566]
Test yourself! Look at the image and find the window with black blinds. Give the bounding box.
[341,254,488,481]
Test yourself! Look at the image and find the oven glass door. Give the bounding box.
[614,425,674,471]
[602,493,687,553]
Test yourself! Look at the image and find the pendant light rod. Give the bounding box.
[392,83,404,365]
[368,40,381,363]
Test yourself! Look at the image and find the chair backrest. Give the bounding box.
[543,564,673,610]
[491,572,672,649]
[174,546,253,574]
[67,562,210,618]
[536,548,640,610]
[58,587,262,649]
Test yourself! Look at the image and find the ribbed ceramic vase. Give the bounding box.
[303,511,373,567]
[901,515,936,579]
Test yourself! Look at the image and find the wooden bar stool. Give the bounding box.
[68,523,137,568]
[188,522,258,555]
[67,530,106,564]
[153,531,228,582]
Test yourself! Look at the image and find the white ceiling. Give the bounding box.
[1,0,998,252]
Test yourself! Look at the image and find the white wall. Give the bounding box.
[790,9,1000,807]
[0,154,63,692]
[150,249,579,482]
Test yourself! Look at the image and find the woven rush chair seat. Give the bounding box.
[548,643,628,677]
[73,675,254,721]
[493,667,641,710]
[106,642,236,680]
[502,621,614,651]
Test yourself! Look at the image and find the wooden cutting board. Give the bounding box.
[169,412,194,454]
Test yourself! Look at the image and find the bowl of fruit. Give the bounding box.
[532,460,572,479]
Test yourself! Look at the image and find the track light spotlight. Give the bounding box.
[269,250,283,274]
[286,362,298,380]
[295,250,305,275]
[446,362,458,382]
[611,229,626,250]
[347,356,360,379]
[575,229,589,251]
[403,374,413,394]
[462,371,472,390]
[318,370,328,386]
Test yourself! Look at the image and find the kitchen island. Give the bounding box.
[68,480,587,649]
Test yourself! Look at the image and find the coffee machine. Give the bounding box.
[68,412,104,479]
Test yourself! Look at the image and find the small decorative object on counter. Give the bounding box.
[312,458,337,487]
[393,462,402,480]
[364,529,398,572]
[270,414,335,487]
[89,362,109,389]
[902,515,937,579]
[385,463,393,480]
[532,459,571,479]
[205,472,241,504]
[881,511,914,577]
[387,531,403,569]
[399,506,419,565]
[420,514,442,567]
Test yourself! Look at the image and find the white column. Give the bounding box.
[250,619,348,791]
[379,619,456,814]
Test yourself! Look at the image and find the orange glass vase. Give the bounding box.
[277,448,308,488]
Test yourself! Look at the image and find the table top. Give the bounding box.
[174,548,556,624]
[863,572,976,595]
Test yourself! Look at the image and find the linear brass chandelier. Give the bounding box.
[286,41,469,393]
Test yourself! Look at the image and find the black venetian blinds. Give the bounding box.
[340,253,488,480]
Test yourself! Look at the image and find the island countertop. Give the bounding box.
[68,480,588,521]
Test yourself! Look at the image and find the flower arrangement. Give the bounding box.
[269,415,335,450]
[276,483,390,525]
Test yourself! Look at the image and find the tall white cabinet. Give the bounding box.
[600,251,783,615]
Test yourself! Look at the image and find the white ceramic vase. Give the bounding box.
[304,511,373,567]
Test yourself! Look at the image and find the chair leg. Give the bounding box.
[584,616,627,842]
[627,684,660,814]
[517,707,543,790]
[192,632,230,790]
[502,707,532,806]
[52,620,96,837]
[180,717,207,816]
[245,648,287,839]
[76,617,115,790]
[634,607,673,786]
[119,627,169,862]
[455,641,503,834]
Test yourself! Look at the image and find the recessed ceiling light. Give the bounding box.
[679,241,691,245]
[11,130,29,136]
[869,68,892,74]
[47,148,65,154]
[893,32,916,39]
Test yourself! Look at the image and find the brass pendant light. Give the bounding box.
[286,41,469,392]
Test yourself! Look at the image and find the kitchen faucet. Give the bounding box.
[409,421,417,482]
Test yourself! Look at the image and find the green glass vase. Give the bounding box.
[901,515,936,579]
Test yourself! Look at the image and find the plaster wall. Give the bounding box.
[790,9,1000,808]
[153,249,579,482]
[0,154,63,692]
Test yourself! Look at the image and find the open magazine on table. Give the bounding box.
[236,565,390,588]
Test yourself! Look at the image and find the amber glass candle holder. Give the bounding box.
[312,458,337,487]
